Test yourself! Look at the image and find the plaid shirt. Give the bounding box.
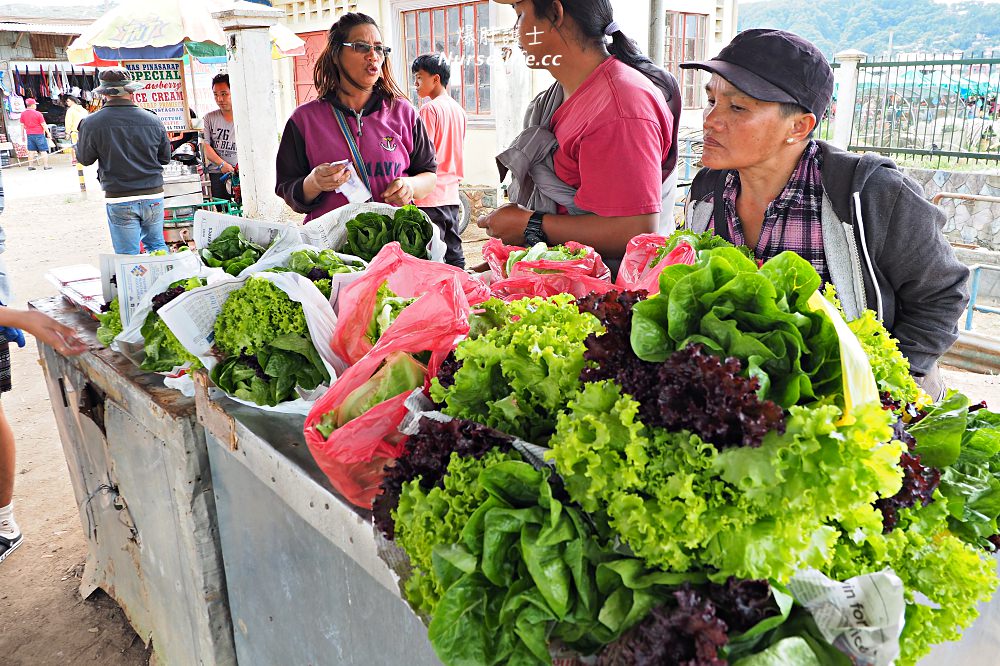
[712,140,830,283]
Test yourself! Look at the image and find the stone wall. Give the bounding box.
[902,167,1000,250]
[459,184,500,230]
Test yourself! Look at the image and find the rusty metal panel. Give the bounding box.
[942,331,1000,373]
[33,297,236,665]
[204,399,441,665]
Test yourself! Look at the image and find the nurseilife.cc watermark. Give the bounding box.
[420,26,563,67]
[428,51,564,67]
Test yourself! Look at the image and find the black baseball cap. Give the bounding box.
[681,28,834,118]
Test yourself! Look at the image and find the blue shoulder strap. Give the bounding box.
[331,105,372,192]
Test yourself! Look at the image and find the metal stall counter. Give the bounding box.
[194,376,442,666]
[31,296,236,665]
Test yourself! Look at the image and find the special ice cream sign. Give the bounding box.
[123,60,190,132]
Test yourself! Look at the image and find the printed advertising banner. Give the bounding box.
[123,60,190,131]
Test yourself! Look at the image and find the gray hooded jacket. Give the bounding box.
[685,141,969,379]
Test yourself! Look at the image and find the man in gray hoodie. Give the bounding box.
[682,29,968,397]
[77,68,171,255]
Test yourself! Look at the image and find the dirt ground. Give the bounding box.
[0,153,150,665]
[0,152,999,665]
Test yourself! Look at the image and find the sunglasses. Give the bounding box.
[342,42,391,56]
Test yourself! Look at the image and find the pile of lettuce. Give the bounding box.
[631,247,842,408]
[381,417,744,666]
[270,248,365,298]
[366,283,416,345]
[139,277,206,372]
[504,242,588,277]
[345,205,433,261]
[200,225,266,275]
[380,233,1000,666]
[210,276,329,406]
[550,281,997,666]
[429,294,603,441]
[96,297,123,347]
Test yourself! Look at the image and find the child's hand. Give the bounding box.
[17,311,88,356]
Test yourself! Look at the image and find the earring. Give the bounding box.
[785,138,795,144]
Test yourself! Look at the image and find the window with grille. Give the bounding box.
[664,11,708,108]
[401,2,491,116]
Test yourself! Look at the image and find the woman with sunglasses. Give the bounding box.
[276,13,437,220]
[478,0,681,271]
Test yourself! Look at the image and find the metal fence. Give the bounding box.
[839,52,1000,167]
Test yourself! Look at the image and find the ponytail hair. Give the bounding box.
[531,0,682,174]
[530,0,656,78]
[313,12,408,101]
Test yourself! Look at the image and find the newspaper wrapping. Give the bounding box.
[788,568,906,666]
[157,271,346,415]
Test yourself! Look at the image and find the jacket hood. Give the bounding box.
[818,141,898,223]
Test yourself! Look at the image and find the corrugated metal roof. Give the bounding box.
[0,22,89,36]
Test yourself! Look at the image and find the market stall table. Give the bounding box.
[194,375,441,665]
[31,296,236,665]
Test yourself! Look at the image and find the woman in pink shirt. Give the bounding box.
[480,0,680,266]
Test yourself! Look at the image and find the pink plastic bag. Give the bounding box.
[331,242,490,366]
[305,274,472,508]
[615,234,696,294]
[489,272,617,302]
[482,238,612,281]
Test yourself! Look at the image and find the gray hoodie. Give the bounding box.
[686,141,969,380]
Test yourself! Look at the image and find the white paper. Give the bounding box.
[238,243,366,278]
[336,161,373,204]
[300,202,447,263]
[99,251,202,328]
[192,209,297,250]
[237,242,369,313]
[113,262,229,368]
[788,568,906,666]
[157,271,347,415]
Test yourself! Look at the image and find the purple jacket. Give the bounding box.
[275,92,437,221]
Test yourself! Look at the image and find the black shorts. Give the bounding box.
[0,336,12,393]
[419,205,464,268]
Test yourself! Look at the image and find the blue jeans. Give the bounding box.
[26,134,48,153]
[105,198,167,254]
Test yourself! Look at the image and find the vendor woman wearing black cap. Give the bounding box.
[681,28,968,398]
[477,0,681,264]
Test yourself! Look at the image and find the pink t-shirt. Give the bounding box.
[415,93,466,207]
[20,108,46,135]
[551,57,673,217]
